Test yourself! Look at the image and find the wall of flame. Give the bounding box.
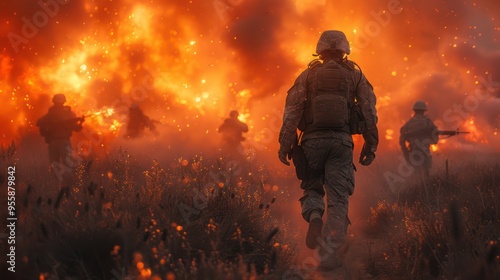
[1,0,499,155]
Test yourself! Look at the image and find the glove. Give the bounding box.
[278,145,292,166]
[359,144,375,166]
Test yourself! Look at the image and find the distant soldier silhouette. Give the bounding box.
[399,100,439,178]
[278,30,378,272]
[218,110,248,158]
[125,104,157,138]
[36,94,84,168]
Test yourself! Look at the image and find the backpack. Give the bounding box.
[311,59,349,128]
[300,59,366,134]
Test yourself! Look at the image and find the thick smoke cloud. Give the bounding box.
[0,0,498,152]
[224,0,299,97]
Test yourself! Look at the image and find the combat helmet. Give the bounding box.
[316,30,351,55]
[412,100,427,111]
[52,94,66,104]
[229,110,239,118]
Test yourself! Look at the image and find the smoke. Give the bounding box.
[2,1,499,273]
[1,0,499,151]
[224,0,299,97]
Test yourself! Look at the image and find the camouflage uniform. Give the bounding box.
[278,31,378,270]
[36,95,83,167]
[399,105,438,177]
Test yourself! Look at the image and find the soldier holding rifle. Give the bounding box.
[36,94,84,169]
[400,100,469,178]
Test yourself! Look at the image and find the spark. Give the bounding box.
[385,129,394,140]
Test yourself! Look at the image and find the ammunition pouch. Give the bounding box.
[312,94,348,129]
[292,141,323,180]
[349,102,365,135]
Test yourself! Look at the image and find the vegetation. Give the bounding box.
[364,163,500,279]
[10,150,295,279]
[2,141,499,279]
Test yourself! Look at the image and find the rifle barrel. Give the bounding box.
[437,130,470,136]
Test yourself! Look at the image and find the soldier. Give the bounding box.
[218,110,248,158]
[36,94,84,168]
[125,104,157,138]
[278,30,378,271]
[399,100,438,178]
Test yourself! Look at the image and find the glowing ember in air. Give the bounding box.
[0,0,497,155]
[462,117,488,144]
[105,108,114,117]
[385,129,394,140]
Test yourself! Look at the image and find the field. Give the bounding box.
[1,142,499,280]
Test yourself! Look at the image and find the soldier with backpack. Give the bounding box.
[36,94,84,169]
[278,30,379,272]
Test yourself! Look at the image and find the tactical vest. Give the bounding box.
[37,106,75,141]
[300,60,352,134]
[403,115,435,141]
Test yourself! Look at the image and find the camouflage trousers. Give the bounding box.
[299,137,354,268]
[407,147,432,178]
[48,139,72,167]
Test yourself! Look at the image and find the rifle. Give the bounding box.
[437,129,470,138]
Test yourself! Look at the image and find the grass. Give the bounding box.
[11,148,296,279]
[3,140,500,280]
[364,162,500,280]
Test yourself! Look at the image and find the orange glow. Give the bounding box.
[385,129,394,140]
[140,268,152,277]
[462,117,488,144]
[166,272,176,280]
[0,0,497,156]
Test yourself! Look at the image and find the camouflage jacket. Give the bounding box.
[218,117,248,144]
[36,105,82,141]
[399,114,438,153]
[279,58,378,153]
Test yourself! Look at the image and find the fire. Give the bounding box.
[462,117,488,144]
[82,107,122,134]
[385,129,394,140]
[0,0,498,156]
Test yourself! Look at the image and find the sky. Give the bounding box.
[1,0,499,155]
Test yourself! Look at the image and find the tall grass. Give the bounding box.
[364,163,500,279]
[15,149,295,279]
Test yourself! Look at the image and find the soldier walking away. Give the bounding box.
[399,100,439,178]
[36,94,84,170]
[278,30,378,272]
[125,104,157,138]
[218,110,248,159]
